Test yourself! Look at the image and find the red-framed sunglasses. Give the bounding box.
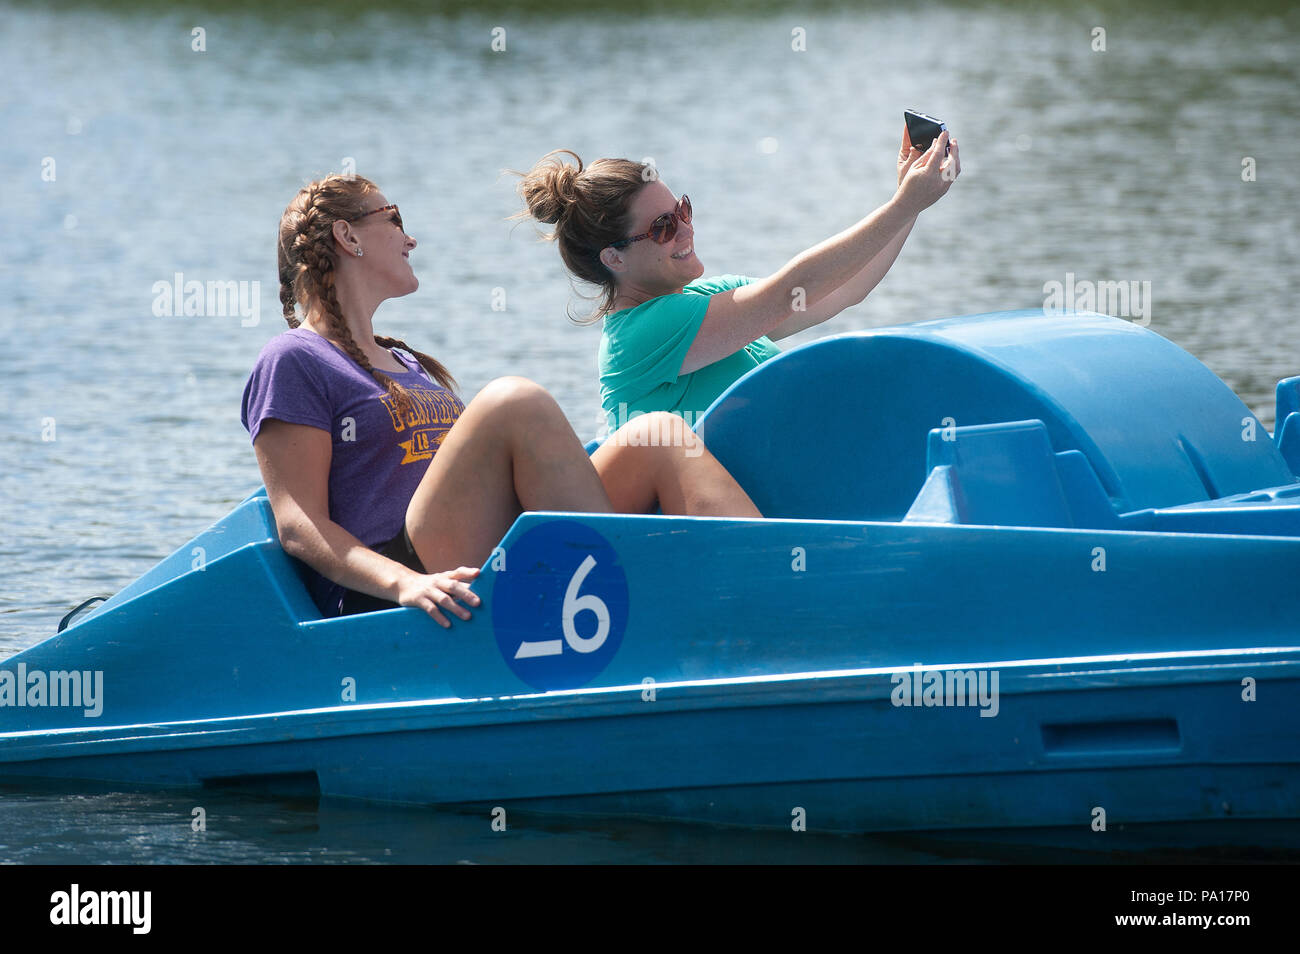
[349,204,404,233]
[609,195,691,249]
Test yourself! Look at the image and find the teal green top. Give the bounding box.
[598,274,783,430]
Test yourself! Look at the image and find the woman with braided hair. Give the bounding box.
[242,174,760,623]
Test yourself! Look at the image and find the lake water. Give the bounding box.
[1,0,1297,863]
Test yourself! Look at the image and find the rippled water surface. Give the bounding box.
[1,0,1297,863]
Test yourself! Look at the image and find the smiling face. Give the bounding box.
[601,180,702,305]
[335,191,419,301]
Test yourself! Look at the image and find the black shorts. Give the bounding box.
[338,526,427,616]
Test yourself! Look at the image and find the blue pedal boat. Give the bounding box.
[3,310,1299,834]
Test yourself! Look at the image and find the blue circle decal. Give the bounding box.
[491,521,629,691]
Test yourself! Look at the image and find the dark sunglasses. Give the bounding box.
[349,203,404,233]
[609,195,691,250]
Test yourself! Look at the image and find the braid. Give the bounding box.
[278,180,326,329]
[277,173,457,416]
[278,275,300,327]
[374,335,457,393]
[316,259,411,413]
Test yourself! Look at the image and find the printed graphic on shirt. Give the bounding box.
[380,388,465,465]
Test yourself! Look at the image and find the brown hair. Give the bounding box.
[513,150,648,323]
[277,174,456,410]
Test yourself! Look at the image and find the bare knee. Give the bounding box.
[613,411,705,458]
[471,376,559,420]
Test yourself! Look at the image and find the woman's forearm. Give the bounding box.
[681,141,953,374]
[733,133,954,340]
[756,195,917,313]
[682,196,923,373]
[768,213,917,340]
[280,513,418,603]
[845,212,916,302]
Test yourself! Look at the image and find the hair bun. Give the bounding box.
[551,163,579,205]
[518,149,584,225]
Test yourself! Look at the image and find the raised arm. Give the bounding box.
[680,128,959,372]
[254,418,478,626]
[766,213,917,341]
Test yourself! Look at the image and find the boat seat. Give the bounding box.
[88,488,327,624]
[1275,376,1300,477]
[901,419,1118,529]
[694,311,1296,523]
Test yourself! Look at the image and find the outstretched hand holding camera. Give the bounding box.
[896,124,961,215]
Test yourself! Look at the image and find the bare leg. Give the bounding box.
[405,377,613,570]
[591,412,762,518]
[407,389,760,573]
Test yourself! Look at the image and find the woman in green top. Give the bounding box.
[516,126,961,432]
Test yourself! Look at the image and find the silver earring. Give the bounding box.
[355,248,363,257]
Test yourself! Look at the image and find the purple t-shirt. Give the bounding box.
[241,328,465,615]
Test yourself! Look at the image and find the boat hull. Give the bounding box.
[3,648,1296,833]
